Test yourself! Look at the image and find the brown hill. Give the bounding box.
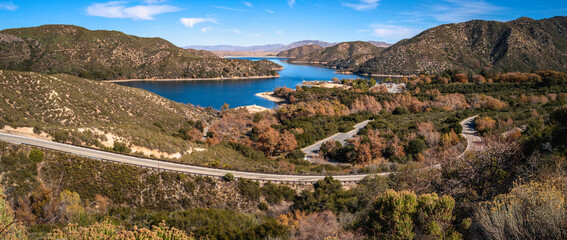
[0,70,214,155]
[356,16,567,75]
[0,25,281,80]
[276,45,323,58]
[288,41,384,70]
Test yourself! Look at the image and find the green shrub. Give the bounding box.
[0,148,39,200]
[261,182,297,205]
[113,142,131,154]
[406,139,427,155]
[253,113,263,123]
[28,149,44,163]
[223,173,234,182]
[163,208,288,240]
[52,130,70,142]
[285,149,305,160]
[442,116,463,134]
[293,176,357,214]
[393,106,410,115]
[238,179,261,201]
[289,158,310,167]
[228,142,266,161]
[358,189,462,240]
[33,126,42,134]
[194,120,204,132]
[258,202,268,211]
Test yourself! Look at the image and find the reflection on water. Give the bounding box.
[116,58,364,109]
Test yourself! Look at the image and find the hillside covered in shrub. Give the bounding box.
[0,25,281,80]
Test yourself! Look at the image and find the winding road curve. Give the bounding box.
[302,120,373,162]
[458,115,483,158]
[300,116,481,167]
[0,117,479,184]
[0,132,368,183]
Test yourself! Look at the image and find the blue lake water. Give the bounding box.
[116,58,364,109]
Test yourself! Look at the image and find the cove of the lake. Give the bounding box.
[116,58,365,109]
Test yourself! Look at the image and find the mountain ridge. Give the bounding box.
[0,24,281,80]
[276,17,567,75]
[276,44,324,58]
[355,16,567,75]
[187,40,391,52]
[286,41,384,70]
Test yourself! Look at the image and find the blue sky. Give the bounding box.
[1,0,566,46]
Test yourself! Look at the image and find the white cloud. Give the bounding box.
[201,27,212,33]
[430,0,501,22]
[243,1,253,7]
[180,18,217,28]
[232,29,242,34]
[265,9,274,13]
[369,23,419,42]
[343,0,380,11]
[215,6,248,12]
[86,1,180,20]
[276,30,284,36]
[404,0,502,23]
[288,0,295,8]
[0,2,17,11]
[248,33,261,37]
[143,0,166,3]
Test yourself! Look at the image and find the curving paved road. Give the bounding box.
[301,120,373,162]
[458,115,483,158]
[0,116,478,183]
[0,132,368,183]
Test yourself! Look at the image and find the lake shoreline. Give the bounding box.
[105,75,280,83]
[224,56,288,59]
[255,92,287,104]
[285,59,415,78]
[361,73,415,78]
[115,57,364,109]
[235,104,273,113]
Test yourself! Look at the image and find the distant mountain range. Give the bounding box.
[2,16,565,80]
[365,41,394,48]
[279,16,567,75]
[186,40,391,53]
[0,25,281,80]
[187,44,287,52]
